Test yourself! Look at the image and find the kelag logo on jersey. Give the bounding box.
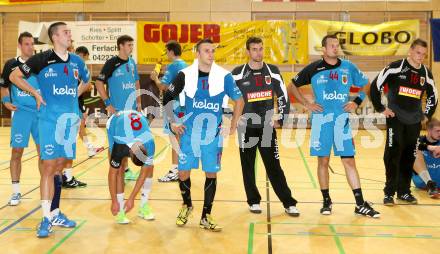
[17,89,40,97]
[323,91,348,101]
[122,82,135,90]
[192,99,220,112]
[53,85,76,97]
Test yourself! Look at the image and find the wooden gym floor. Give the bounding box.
[0,127,438,254]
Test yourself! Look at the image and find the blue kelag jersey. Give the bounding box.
[97,56,139,111]
[163,70,242,134]
[293,58,368,115]
[161,59,188,85]
[161,59,188,113]
[19,50,90,122]
[0,57,40,112]
[107,110,155,164]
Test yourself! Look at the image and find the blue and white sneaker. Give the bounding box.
[36,217,52,238]
[9,193,21,206]
[51,212,76,228]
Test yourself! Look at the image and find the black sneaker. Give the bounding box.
[355,201,380,218]
[383,195,394,206]
[427,181,439,198]
[62,176,87,188]
[320,199,332,215]
[397,193,418,204]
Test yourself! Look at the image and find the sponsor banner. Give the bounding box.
[18,21,137,64]
[137,20,308,65]
[1,0,103,4]
[308,20,419,56]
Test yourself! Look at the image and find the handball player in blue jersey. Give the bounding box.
[95,35,142,181]
[150,40,188,182]
[290,34,380,218]
[163,39,244,231]
[106,110,155,224]
[1,32,42,206]
[10,22,91,238]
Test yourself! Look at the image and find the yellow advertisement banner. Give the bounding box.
[0,0,102,4]
[308,19,419,56]
[137,20,308,65]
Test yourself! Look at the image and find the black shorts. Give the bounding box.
[109,143,130,169]
[78,95,86,114]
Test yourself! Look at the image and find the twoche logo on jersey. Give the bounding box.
[398,86,422,99]
[247,90,273,102]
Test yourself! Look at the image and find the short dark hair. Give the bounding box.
[166,40,182,56]
[427,118,440,130]
[410,38,428,49]
[117,35,134,50]
[195,38,213,52]
[321,34,338,47]
[75,46,89,56]
[18,32,33,45]
[130,145,148,167]
[246,37,263,50]
[48,22,67,43]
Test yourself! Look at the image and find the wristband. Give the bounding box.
[2,96,11,104]
[352,91,366,106]
[104,98,111,107]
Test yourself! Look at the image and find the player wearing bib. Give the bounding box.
[10,22,90,238]
[151,40,188,182]
[163,39,244,232]
[0,32,42,206]
[290,34,380,218]
[95,35,141,181]
[412,118,440,198]
[106,110,155,224]
[370,38,438,206]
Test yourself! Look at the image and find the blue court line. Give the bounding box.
[0,206,40,235]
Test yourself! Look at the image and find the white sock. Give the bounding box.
[51,208,60,218]
[12,182,20,194]
[171,164,178,172]
[419,170,432,184]
[63,168,73,181]
[83,136,90,147]
[140,178,153,206]
[41,200,52,220]
[116,193,124,213]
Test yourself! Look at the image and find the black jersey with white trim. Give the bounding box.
[232,63,290,128]
[370,59,438,124]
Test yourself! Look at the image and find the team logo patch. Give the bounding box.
[247,90,273,102]
[420,77,425,86]
[342,74,348,85]
[110,159,120,168]
[14,134,23,144]
[73,69,79,80]
[265,75,271,85]
[398,86,422,99]
[44,144,55,156]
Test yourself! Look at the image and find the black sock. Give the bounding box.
[179,178,192,207]
[353,188,364,206]
[50,175,62,212]
[202,177,217,219]
[321,189,331,202]
[12,180,19,184]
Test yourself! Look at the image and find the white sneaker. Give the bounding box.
[285,206,300,217]
[249,204,262,214]
[9,193,21,206]
[158,168,178,182]
[87,148,97,157]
